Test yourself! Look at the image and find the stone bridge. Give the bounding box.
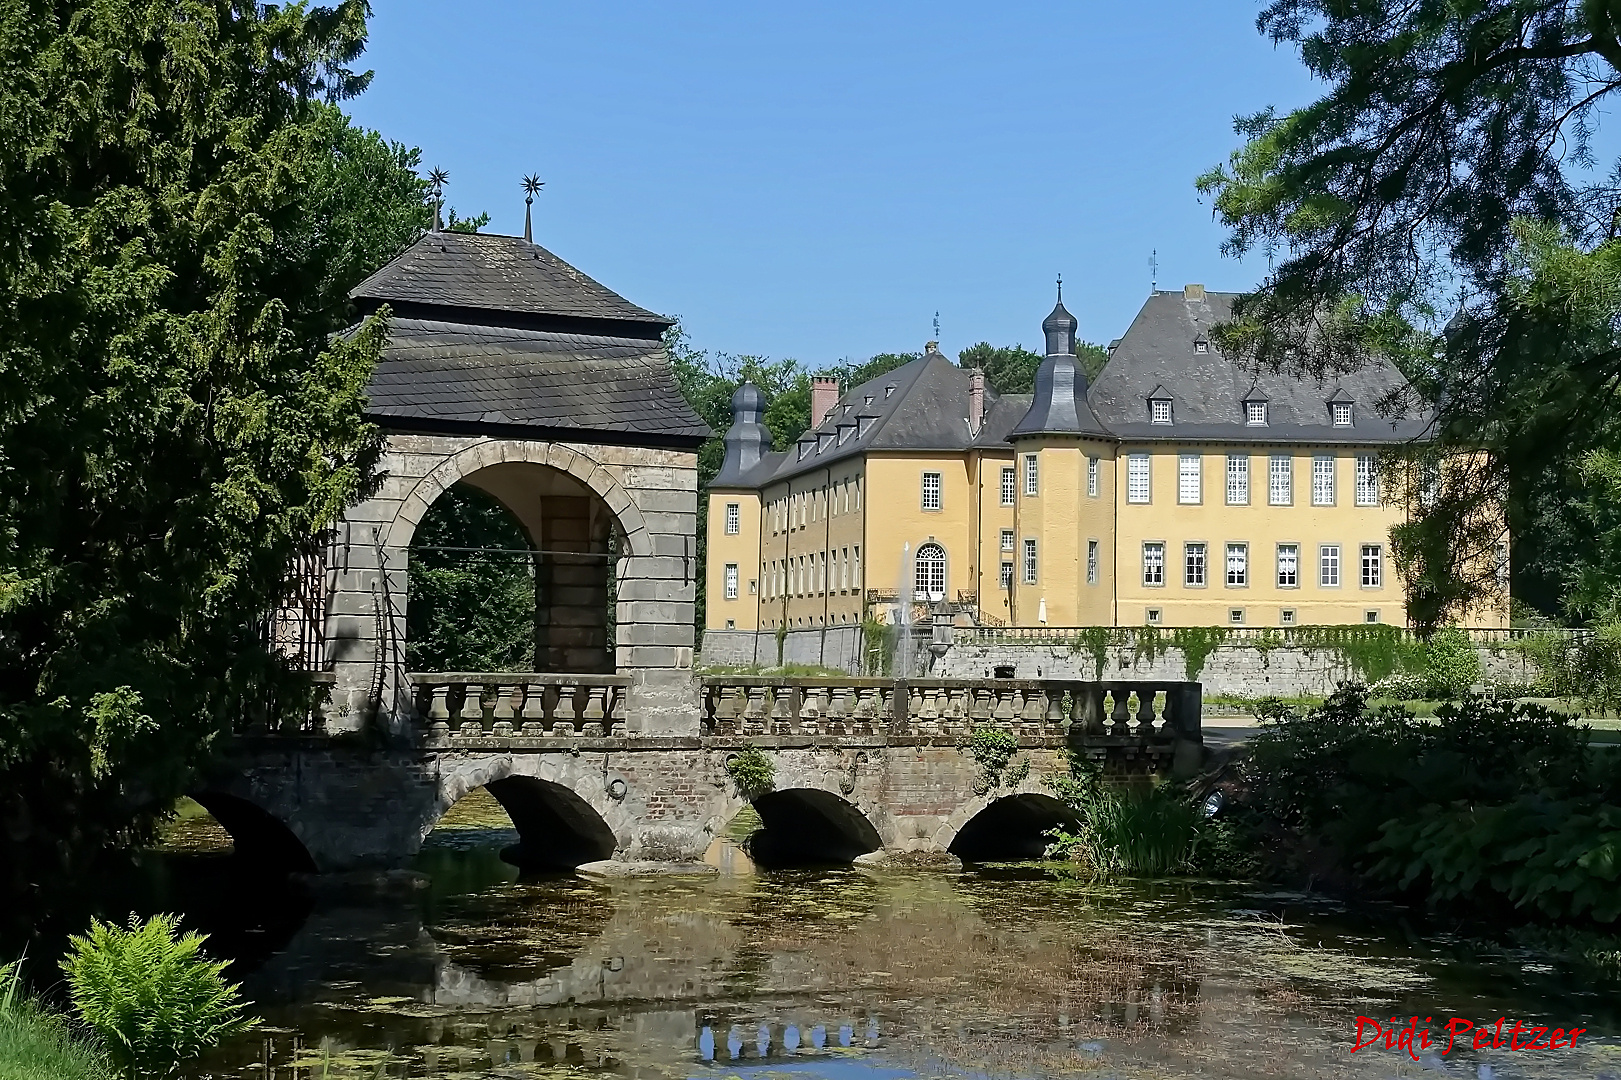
[199,673,1202,874]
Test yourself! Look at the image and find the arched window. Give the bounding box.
[914,542,947,601]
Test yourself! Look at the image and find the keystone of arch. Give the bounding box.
[384,439,652,556]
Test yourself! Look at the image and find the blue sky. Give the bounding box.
[346,2,1320,366]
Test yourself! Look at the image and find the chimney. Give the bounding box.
[810,376,839,429]
[968,368,985,435]
[1184,283,1206,301]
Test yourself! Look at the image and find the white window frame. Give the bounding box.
[1276,543,1299,588]
[1024,454,1039,497]
[921,471,942,511]
[1000,528,1014,552]
[1361,544,1383,588]
[1127,453,1151,503]
[853,545,861,588]
[1000,466,1016,506]
[914,542,946,600]
[1151,398,1172,424]
[1333,401,1353,426]
[1023,538,1038,585]
[1000,561,1014,590]
[1312,454,1336,506]
[1246,400,1268,426]
[1087,456,1100,497]
[1320,544,1341,588]
[724,563,739,600]
[1269,455,1293,506]
[1226,454,1249,505]
[1142,542,1165,587]
[1087,539,1099,584]
[1184,542,1206,587]
[1226,542,1248,587]
[724,502,740,535]
[1355,454,1379,506]
[1178,453,1202,504]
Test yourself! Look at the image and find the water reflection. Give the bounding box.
[143,835,1621,1080]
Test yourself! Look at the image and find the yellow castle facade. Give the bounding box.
[704,285,1508,634]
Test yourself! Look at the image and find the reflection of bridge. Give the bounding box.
[204,225,1201,875]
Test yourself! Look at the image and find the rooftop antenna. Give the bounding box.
[428,167,449,232]
[521,173,544,242]
[1149,249,1158,293]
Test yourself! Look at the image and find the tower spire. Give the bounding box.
[521,173,544,242]
[1057,273,1063,302]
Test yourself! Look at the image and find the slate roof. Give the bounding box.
[1089,290,1432,443]
[363,319,711,443]
[350,231,670,332]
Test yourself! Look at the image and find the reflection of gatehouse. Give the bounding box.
[204,226,1203,873]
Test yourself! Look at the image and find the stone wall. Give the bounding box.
[700,626,868,671]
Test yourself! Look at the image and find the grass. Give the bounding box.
[0,961,112,1080]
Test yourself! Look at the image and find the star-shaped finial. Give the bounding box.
[522,173,544,200]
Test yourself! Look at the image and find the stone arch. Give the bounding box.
[746,787,883,866]
[385,439,652,558]
[943,791,1079,863]
[431,756,620,870]
[189,791,318,873]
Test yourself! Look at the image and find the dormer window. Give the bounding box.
[1193,337,1210,354]
[1150,398,1172,424]
[1246,401,1268,426]
[797,441,813,461]
[884,384,896,399]
[1332,401,1353,426]
[857,415,876,438]
[838,424,854,444]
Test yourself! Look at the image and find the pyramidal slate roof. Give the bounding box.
[346,231,708,447]
[1088,289,1432,443]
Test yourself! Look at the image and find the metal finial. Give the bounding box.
[1057,273,1062,302]
[1149,249,1158,293]
[428,167,449,232]
[933,311,940,341]
[521,174,543,242]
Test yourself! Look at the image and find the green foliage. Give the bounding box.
[966,727,1020,788]
[725,747,776,800]
[1241,685,1621,922]
[1422,626,1483,698]
[64,914,257,1078]
[1043,757,1202,877]
[957,340,1109,394]
[1069,627,1123,680]
[1170,627,1226,681]
[0,0,415,913]
[0,969,113,1080]
[443,208,490,233]
[1516,626,1621,710]
[861,611,893,676]
[406,485,537,672]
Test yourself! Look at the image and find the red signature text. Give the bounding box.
[1351,1016,1586,1061]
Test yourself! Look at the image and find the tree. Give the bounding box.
[957,341,1109,394]
[1196,0,1621,627]
[0,0,417,911]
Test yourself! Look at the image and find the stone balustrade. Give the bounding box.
[410,673,632,740]
[699,676,1201,744]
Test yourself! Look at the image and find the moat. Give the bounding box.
[139,799,1618,1080]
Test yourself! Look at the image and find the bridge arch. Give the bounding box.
[746,787,883,867]
[432,757,621,870]
[188,791,318,873]
[944,792,1079,863]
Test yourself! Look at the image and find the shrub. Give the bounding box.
[1422,625,1482,697]
[63,914,257,1079]
[1043,756,1202,876]
[966,726,1019,788]
[725,747,776,800]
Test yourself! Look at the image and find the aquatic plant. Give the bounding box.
[63,914,257,1079]
[725,747,776,800]
[1044,783,1202,876]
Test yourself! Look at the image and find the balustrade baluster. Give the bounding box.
[993,687,1017,724]
[555,683,582,734]
[455,682,484,736]
[1135,687,1158,737]
[581,684,607,737]
[520,683,546,736]
[1109,687,1132,736]
[1044,685,1067,733]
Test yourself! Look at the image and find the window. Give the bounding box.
[1024,454,1039,496]
[1000,467,1016,506]
[1146,608,1162,624]
[1127,454,1151,503]
[1269,455,1293,505]
[1087,456,1100,497]
[914,542,946,600]
[1226,454,1249,505]
[1312,455,1336,506]
[1142,542,1165,587]
[921,471,942,511]
[855,477,862,510]
[1276,543,1299,588]
[1000,561,1014,589]
[1087,539,1099,584]
[1419,460,1441,508]
[1151,398,1172,424]
[1361,544,1382,588]
[1355,454,1379,506]
[724,563,739,600]
[1184,542,1207,587]
[820,551,827,593]
[725,619,735,629]
[1280,608,1297,625]
[1229,608,1246,625]
[1194,337,1209,354]
[1178,453,1202,504]
[853,545,861,587]
[1320,544,1341,587]
[1000,528,1014,552]
[724,502,740,535]
[1226,543,1248,587]
[1247,400,1268,425]
[1333,401,1353,426]
[1365,609,1380,624]
[1023,538,1038,584]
